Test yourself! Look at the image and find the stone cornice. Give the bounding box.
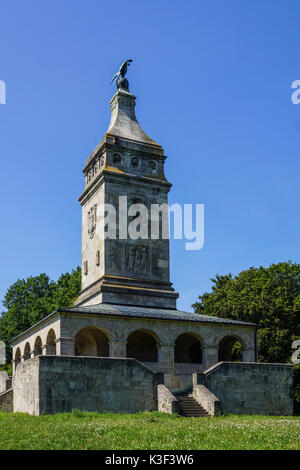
[83,134,164,173]
[60,309,257,330]
[78,168,171,206]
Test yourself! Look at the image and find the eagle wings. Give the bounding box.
[111,59,133,84]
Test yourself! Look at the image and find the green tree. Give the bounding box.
[0,267,81,363]
[52,267,82,309]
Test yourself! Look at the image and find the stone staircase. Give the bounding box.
[176,393,209,418]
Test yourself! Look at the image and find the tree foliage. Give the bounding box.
[0,267,81,361]
[192,262,300,363]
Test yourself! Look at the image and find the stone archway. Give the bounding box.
[174,333,203,364]
[33,337,42,357]
[46,329,56,355]
[24,342,31,361]
[218,335,244,362]
[14,348,21,369]
[126,330,158,362]
[75,326,109,357]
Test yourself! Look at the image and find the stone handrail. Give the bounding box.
[201,361,293,377]
[157,384,178,414]
[193,384,221,416]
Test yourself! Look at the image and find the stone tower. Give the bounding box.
[75,80,178,308]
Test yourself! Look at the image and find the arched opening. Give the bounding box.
[149,161,157,173]
[75,326,109,357]
[33,336,42,357]
[24,342,31,361]
[131,157,138,168]
[126,330,158,362]
[15,348,21,369]
[218,336,244,362]
[174,333,202,363]
[46,329,56,355]
[113,153,121,164]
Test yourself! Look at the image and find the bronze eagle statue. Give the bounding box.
[111,59,133,87]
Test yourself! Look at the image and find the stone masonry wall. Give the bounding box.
[194,362,293,415]
[13,356,163,415]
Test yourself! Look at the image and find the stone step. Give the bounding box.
[181,410,208,413]
[178,403,204,407]
[179,408,208,412]
[179,406,207,410]
[177,395,209,418]
[179,409,208,414]
[179,411,209,417]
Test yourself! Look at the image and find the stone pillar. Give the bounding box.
[55,337,75,356]
[42,345,47,356]
[203,344,219,369]
[243,347,256,362]
[158,342,174,374]
[22,353,31,362]
[109,339,127,358]
[12,360,18,376]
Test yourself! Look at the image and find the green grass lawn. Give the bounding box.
[0,411,299,450]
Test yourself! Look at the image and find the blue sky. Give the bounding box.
[0,0,299,312]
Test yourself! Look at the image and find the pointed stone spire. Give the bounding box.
[107,89,160,147]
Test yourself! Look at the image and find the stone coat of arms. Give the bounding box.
[88,204,97,239]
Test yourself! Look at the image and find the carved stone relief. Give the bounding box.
[124,244,149,275]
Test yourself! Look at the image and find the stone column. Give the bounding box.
[203,344,219,369]
[109,339,127,358]
[158,342,174,374]
[243,347,256,362]
[42,345,47,356]
[12,360,18,376]
[55,337,75,356]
